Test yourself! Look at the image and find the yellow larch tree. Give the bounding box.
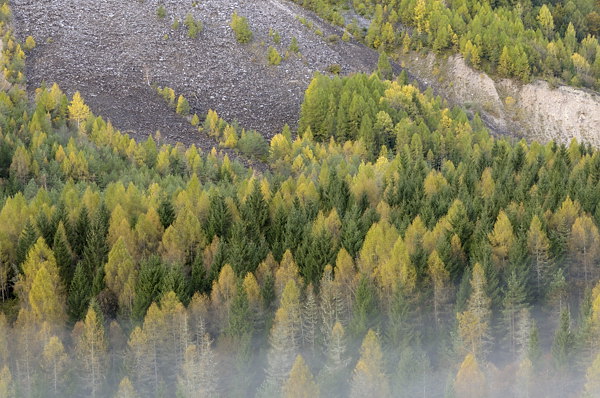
[68,91,91,129]
[283,355,320,398]
[350,329,390,398]
[454,353,486,398]
[488,211,514,269]
[104,237,137,314]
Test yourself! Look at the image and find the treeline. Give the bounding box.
[293,0,600,89]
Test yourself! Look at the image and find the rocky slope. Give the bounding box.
[10,0,382,144]
[399,52,600,146]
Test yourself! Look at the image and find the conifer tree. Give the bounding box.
[133,256,165,320]
[41,336,68,396]
[319,321,349,397]
[527,215,550,297]
[350,329,389,398]
[428,250,450,328]
[53,221,74,288]
[584,352,600,397]
[0,366,14,398]
[457,263,491,357]
[552,308,574,369]
[115,377,138,398]
[283,355,320,398]
[104,237,136,314]
[569,215,600,285]
[488,211,514,269]
[502,270,528,354]
[454,353,485,398]
[74,304,107,398]
[68,91,91,129]
[68,263,92,321]
[15,219,38,267]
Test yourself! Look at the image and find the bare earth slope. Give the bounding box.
[11,0,380,145]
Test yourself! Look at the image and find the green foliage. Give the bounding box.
[267,46,282,66]
[230,12,253,44]
[156,5,166,19]
[184,13,203,39]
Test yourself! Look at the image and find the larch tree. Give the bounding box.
[302,284,319,353]
[262,280,302,395]
[0,314,8,367]
[377,236,416,307]
[584,352,600,397]
[17,237,65,326]
[134,206,164,259]
[457,263,491,357]
[68,91,91,129]
[74,304,108,398]
[454,353,486,398]
[114,377,138,398]
[350,329,390,398]
[569,215,600,285]
[104,237,137,314]
[283,355,320,398]
[210,264,237,332]
[488,211,514,269]
[41,335,69,396]
[320,265,344,344]
[126,326,153,396]
[428,250,450,329]
[319,321,349,397]
[0,366,14,398]
[527,215,550,296]
[178,345,200,398]
[358,220,398,278]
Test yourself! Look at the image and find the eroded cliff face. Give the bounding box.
[399,52,600,146]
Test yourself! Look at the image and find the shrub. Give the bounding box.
[230,12,253,44]
[24,36,36,51]
[326,64,341,75]
[156,5,166,19]
[268,46,282,66]
[289,37,299,53]
[184,13,203,39]
[269,29,281,44]
[326,34,339,44]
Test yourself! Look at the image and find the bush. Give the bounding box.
[24,36,36,51]
[184,13,203,39]
[326,64,341,75]
[156,5,166,19]
[230,12,253,44]
[269,29,281,44]
[326,34,339,44]
[268,46,282,66]
[289,37,299,53]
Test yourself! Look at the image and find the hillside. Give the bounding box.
[3,0,600,397]
[11,0,381,142]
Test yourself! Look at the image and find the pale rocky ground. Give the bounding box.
[400,52,600,146]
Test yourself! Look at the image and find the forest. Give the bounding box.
[295,0,600,89]
[2,0,600,397]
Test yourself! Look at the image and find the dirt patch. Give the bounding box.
[11,0,381,149]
